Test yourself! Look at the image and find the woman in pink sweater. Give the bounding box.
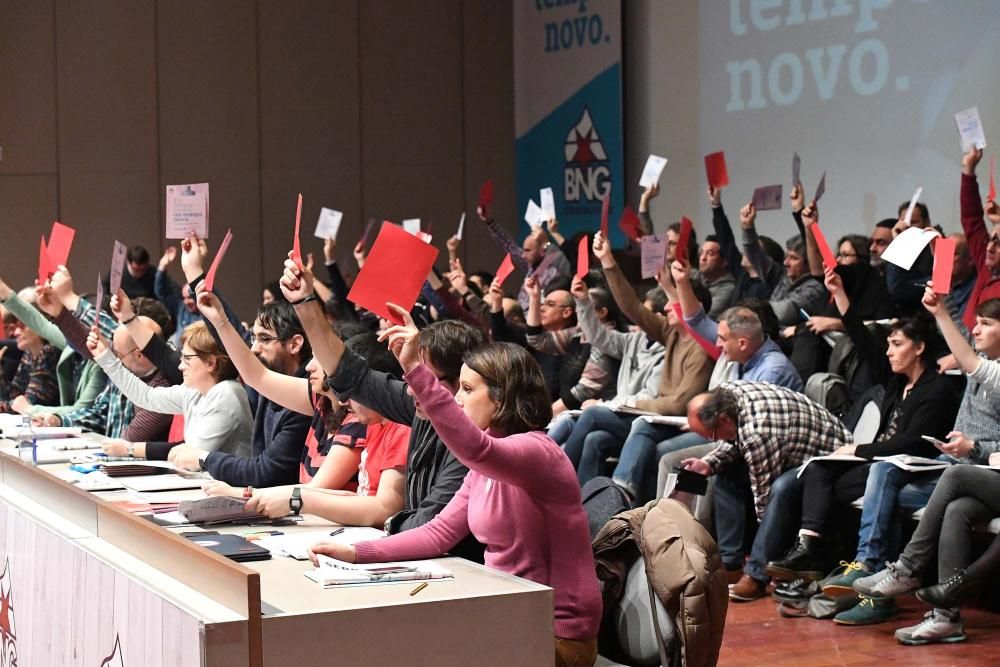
[309,304,602,667]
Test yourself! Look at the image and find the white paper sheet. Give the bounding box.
[524,199,543,228]
[402,219,422,235]
[539,188,556,221]
[639,154,668,188]
[881,225,939,270]
[955,106,987,150]
[314,207,343,240]
[456,212,466,240]
[165,183,210,239]
[640,234,667,279]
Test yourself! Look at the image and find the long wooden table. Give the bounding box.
[0,438,554,666]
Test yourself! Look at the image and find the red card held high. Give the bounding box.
[478,180,495,212]
[38,237,50,285]
[619,206,641,242]
[675,217,693,265]
[600,191,610,237]
[576,235,590,280]
[495,253,516,288]
[704,152,729,188]
[989,155,996,202]
[347,223,439,324]
[204,229,234,292]
[291,194,303,267]
[810,224,837,271]
[47,221,76,268]
[932,236,956,294]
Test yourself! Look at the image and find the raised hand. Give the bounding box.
[181,234,209,282]
[707,185,721,208]
[323,237,337,263]
[670,258,691,285]
[640,183,660,212]
[961,146,983,176]
[109,289,134,324]
[986,199,999,225]
[802,202,818,226]
[739,203,756,230]
[86,325,109,357]
[823,267,843,295]
[922,283,943,317]
[377,304,422,372]
[592,231,613,267]
[485,278,503,313]
[280,252,315,303]
[195,284,226,326]
[33,285,63,317]
[446,258,469,294]
[570,275,588,300]
[524,276,541,301]
[49,265,75,306]
[790,183,804,213]
[352,241,366,269]
[158,246,178,271]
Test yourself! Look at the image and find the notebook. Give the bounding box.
[182,532,271,562]
[178,496,265,524]
[305,556,452,587]
[120,474,210,492]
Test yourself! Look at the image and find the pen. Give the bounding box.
[409,582,428,596]
[329,528,346,537]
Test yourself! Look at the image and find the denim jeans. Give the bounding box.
[548,412,576,445]
[560,405,636,485]
[743,468,805,582]
[611,420,682,503]
[855,460,942,571]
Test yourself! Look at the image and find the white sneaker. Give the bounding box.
[852,560,920,598]
[894,609,966,646]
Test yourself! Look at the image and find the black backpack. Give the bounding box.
[581,476,631,540]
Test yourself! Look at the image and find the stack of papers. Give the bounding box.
[306,556,452,588]
[257,528,385,561]
[178,496,264,524]
[873,455,952,472]
[0,422,84,439]
[99,460,182,477]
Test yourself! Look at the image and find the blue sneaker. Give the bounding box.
[832,595,897,625]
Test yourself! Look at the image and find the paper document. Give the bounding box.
[640,234,667,279]
[306,556,452,587]
[257,528,385,561]
[881,226,939,271]
[402,219,422,236]
[796,454,867,478]
[540,188,556,221]
[165,183,209,239]
[955,107,987,150]
[873,454,951,472]
[639,154,668,188]
[638,415,689,428]
[524,199,543,229]
[314,208,343,240]
[902,187,923,228]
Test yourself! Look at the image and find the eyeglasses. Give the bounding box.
[110,343,140,359]
[541,300,573,309]
[836,251,857,258]
[180,353,204,364]
[249,332,286,346]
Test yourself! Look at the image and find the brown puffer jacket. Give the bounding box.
[592,499,728,667]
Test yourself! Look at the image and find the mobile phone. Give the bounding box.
[921,435,946,448]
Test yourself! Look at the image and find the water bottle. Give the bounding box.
[15,416,37,465]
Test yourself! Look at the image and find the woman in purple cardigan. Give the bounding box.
[309,303,602,667]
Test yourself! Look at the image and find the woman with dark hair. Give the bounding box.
[309,304,602,667]
[764,268,962,597]
[836,234,871,266]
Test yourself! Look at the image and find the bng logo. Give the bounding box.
[563,107,611,206]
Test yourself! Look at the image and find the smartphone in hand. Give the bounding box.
[921,435,946,449]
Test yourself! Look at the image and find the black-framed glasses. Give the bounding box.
[249,332,286,346]
[180,353,204,364]
[111,342,140,359]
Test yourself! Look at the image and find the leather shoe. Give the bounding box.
[916,569,977,609]
[729,574,767,602]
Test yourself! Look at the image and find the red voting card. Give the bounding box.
[672,303,721,361]
[675,217,693,265]
[704,152,729,188]
[347,223,439,324]
[619,206,641,242]
[38,237,51,285]
[989,155,996,202]
[204,229,234,292]
[810,224,837,271]
[291,194,303,267]
[478,180,495,212]
[47,221,76,268]
[495,253,516,287]
[600,191,610,237]
[576,235,589,280]
[932,236,956,294]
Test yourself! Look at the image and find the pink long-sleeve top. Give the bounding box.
[352,363,603,640]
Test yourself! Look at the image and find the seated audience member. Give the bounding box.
[279,254,485,560]
[708,186,783,302]
[765,281,959,589]
[87,320,252,457]
[262,280,286,305]
[0,279,97,417]
[741,201,828,326]
[309,322,601,667]
[0,306,22,383]
[154,245,202,347]
[835,234,871,267]
[699,234,737,318]
[547,280,666,448]
[562,232,713,486]
[958,148,1000,332]
[101,245,156,300]
[197,315,410,527]
[136,297,312,486]
[0,297,59,413]
[868,218,895,274]
[637,185,699,265]
[521,276,581,401]
[830,298,1000,621]
[622,259,804,505]
[885,199,936,315]
[925,282,1000,390]
[525,279,621,417]
[681,382,852,600]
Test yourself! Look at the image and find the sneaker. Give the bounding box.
[729,574,767,602]
[894,609,966,646]
[822,561,871,597]
[832,595,897,625]
[852,560,920,598]
[916,569,977,609]
[765,534,825,581]
[772,578,818,604]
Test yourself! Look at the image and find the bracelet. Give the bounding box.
[212,319,230,329]
[243,486,254,499]
[289,294,318,306]
[121,314,137,325]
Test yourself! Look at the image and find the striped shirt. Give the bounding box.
[0,345,60,412]
[702,381,852,519]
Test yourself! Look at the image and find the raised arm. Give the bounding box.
[800,198,825,278]
[280,254,347,376]
[709,188,746,282]
[571,275,628,359]
[595,232,668,343]
[923,283,981,374]
[0,280,66,350]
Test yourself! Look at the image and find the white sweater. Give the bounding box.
[95,350,252,457]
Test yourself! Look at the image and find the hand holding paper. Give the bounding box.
[639,154,668,188]
[495,253,516,288]
[704,152,729,188]
[931,236,957,294]
[752,185,782,211]
[314,208,343,241]
[540,188,556,221]
[576,235,589,280]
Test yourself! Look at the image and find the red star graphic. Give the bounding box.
[0,587,13,640]
[572,128,596,164]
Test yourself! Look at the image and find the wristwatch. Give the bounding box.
[289,487,303,516]
[197,449,210,471]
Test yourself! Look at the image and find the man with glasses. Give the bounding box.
[681,382,851,600]
[162,224,312,482]
[958,146,1000,331]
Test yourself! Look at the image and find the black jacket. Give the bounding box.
[328,346,484,562]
